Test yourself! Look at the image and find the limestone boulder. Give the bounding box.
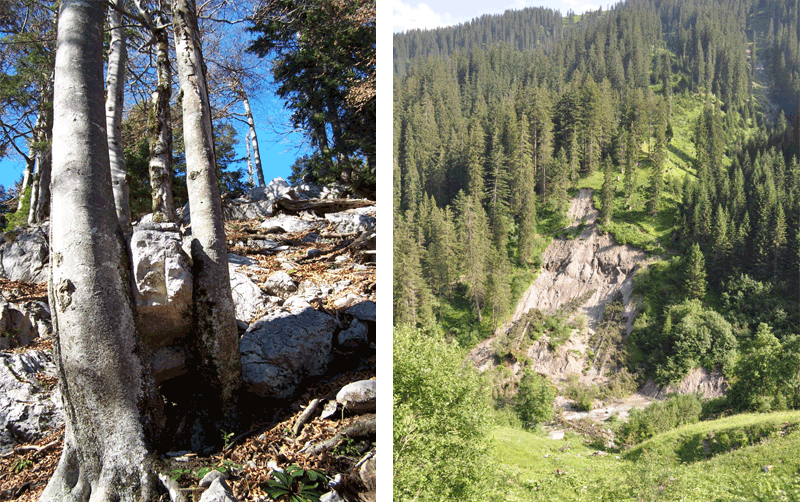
[260,214,318,234]
[0,223,49,283]
[129,223,193,348]
[240,301,335,399]
[246,177,292,202]
[229,263,275,325]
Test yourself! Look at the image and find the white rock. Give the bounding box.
[336,380,376,414]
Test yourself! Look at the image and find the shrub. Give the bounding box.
[3,186,31,232]
[394,325,492,502]
[616,393,702,447]
[514,366,556,428]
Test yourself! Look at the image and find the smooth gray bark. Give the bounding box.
[242,93,266,187]
[40,1,164,500]
[28,81,52,226]
[172,0,242,411]
[18,150,34,211]
[132,0,177,223]
[149,27,176,221]
[106,0,132,233]
[245,129,254,186]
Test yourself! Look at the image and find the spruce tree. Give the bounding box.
[684,242,708,301]
[600,157,615,224]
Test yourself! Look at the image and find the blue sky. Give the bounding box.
[392,0,615,32]
[0,91,306,192]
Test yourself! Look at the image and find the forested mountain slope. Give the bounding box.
[395,1,800,499]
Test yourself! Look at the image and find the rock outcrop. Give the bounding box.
[0,224,49,283]
[240,301,336,399]
[0,350,62,454]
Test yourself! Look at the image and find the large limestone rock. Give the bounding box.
[246,177,292,202]
[129,223,193,348]
[325,206,376,234]
[222,199,275,221]
[0,223,49,283]
[240,301,335,399]
[0,350,63,454]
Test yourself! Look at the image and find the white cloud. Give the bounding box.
[393,1,452,33]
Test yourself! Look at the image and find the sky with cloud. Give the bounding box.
[393,0,612,33]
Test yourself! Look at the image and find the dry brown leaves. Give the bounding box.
[0,426,63,502]
[0,280,47,303]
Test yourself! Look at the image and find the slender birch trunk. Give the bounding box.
[245,129,254,186]
[28,78,53,225]
[106,0,132,233]
[40,1,165,499]
[149,26,176,221]
[172,0,242,413]
[242,92,266,186]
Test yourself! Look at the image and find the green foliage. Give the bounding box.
[564,375,597,411]
[394,325,491,502]
[249,0,375,191]
[515,366,556,428]
[616,394,703,447]
[10,458,32,473]
[265,465,328,502]
[221,429,235,450]
[727,325,800,412]
[630,298,736,385]
[683,243,707,301]
[3,186,31,231]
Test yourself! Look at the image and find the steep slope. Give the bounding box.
[469,188,648,382]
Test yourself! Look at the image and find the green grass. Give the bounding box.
[488,411,800,501]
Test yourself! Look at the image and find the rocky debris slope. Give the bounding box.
[512,188,647,329]
[0,179,376,502]
[469,189,648,380]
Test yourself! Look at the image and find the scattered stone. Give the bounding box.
[320,491,346,502]
[229,265,273,325]
[338,319,369,348]
[346,301,376,323]
[150,346,187,382]
[336,380,376,414]
[199,477,237,502]
[307,248,322,258]
[0,299,38,349]
[240,306,335,398]
[333,294,364,309]
[246,178,292,202]
[263,271,297,297]
[260,214,317,234]
[199,469,227,488]
[222,199,275,221]
[763,465,773,473]
[321,399,339,420]
[228,253,256,266]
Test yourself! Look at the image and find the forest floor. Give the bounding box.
[0,216,376,501]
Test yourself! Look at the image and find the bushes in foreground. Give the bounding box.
[394,325,492,502]
[616,393,703,447]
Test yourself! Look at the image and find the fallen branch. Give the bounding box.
[300,416,376,456]
[0,438,61,459]
[277,198,374,215]
[293,398,322,437]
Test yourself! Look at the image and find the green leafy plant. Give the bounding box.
[332,437,361,457]
[265,465,328,502]
[221,429,235,449]
[168,467,192,481]
[11,458,32,473]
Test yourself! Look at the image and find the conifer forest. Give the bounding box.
[394,1,800,500]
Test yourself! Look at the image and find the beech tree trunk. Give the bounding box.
[172,0,242,413]
[245,129,254,186]
[40,1,165,500]
[242,92,266,187]
[106,0,132,233]
[28,81,53,226]
[149,26,176,221]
